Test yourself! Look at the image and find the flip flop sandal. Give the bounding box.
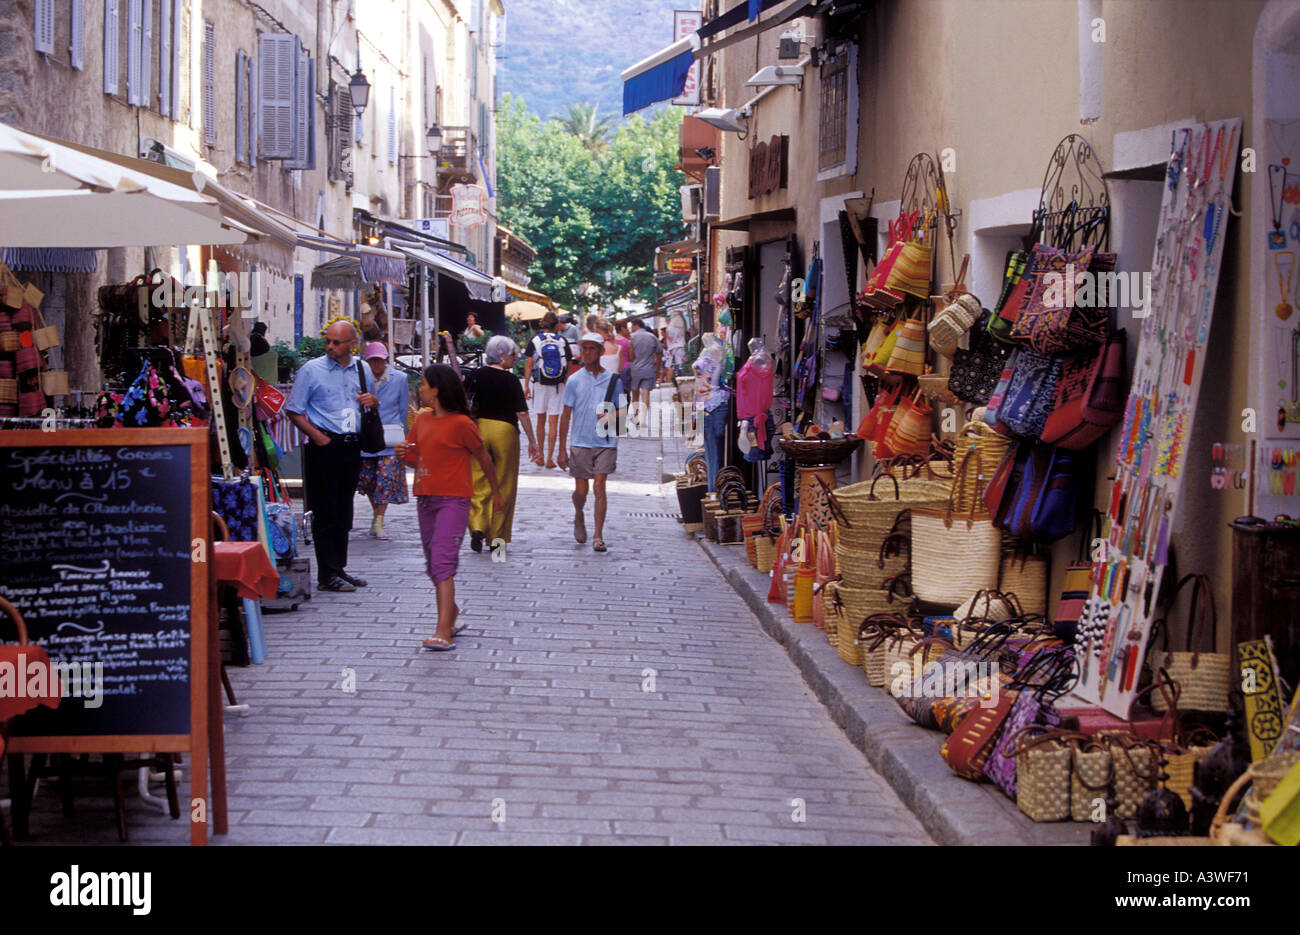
[422,636,455,651]
[453,618,469,635]
[593,538,607,552]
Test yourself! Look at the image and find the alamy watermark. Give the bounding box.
[1041,263,1152,318]
[0,652,104,708]
[888,658,1001,709]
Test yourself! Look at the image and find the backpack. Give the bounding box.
[536,334,570,385]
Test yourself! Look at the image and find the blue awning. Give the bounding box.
[621,0,810,115]
[621,37,697,116]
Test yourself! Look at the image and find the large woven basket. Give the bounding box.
[1000,550,1048,617]
[755,534,777,574]
[777,435,863,467]
[912,493,1000,605]
[823,580,842,649]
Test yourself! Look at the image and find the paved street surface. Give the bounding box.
[15,413,931,845]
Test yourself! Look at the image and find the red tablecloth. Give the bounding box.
[213,542,280,601]
[0,646,62,722]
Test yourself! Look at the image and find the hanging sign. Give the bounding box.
[749,135,788,199]
[449,184,489,228]
[666,257,693,274]
[672,11,703,107]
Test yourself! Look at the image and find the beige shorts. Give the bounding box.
[532,381,566,416]
[568,445,617,479]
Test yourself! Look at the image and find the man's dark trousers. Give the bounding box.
[303,434,363,584]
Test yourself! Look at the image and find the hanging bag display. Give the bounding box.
[1027,446,1080,543]
[949,310,1015,405]
[884,317,928,376]
[987,248,1032,343]
[1040,327,1128,448]
[1010,245,1116,354]
[995,348,1063,439]
[880,388,933,458]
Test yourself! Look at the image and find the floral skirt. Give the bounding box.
[357,454,410,504]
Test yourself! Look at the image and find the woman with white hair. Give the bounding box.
[464,335,541,553]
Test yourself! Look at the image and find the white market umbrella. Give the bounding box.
[0,122,250,247]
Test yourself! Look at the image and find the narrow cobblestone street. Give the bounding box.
[20,428,931,846]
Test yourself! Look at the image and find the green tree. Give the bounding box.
[498,95,685,310]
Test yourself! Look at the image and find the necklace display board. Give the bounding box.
[1075,118,1242,716]
[0,427,224,844]
[1261,119,1300,464]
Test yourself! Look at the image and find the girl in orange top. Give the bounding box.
[397,364,504,651]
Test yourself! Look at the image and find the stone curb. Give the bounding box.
[695,538,1092,847]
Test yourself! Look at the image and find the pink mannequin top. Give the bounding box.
[736,359,774,449]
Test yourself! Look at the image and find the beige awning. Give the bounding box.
[0,123,252,248]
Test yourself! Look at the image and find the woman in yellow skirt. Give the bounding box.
[466,335,541,553]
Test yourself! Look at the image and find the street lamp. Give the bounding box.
[348,67,370,117]
[426,124,444,155]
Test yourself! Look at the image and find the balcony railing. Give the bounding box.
[434,126,478,180]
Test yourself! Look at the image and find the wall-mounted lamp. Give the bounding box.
[426,124,444,155]
[349,67,371,117]
[745,65,804,91]
[694,107,748,134]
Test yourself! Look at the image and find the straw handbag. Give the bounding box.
[880,388,932,458]
[823,579,844,648]
[1004,726,1084,821]
[927,256,979,356]
[884,317,928,376]
[999,548,1048,617]
[1070,740,1114,822]
[884,228,934,299]
[1102,732,1161,819]
[912,487,1001,606]
[1151,574,1231,714]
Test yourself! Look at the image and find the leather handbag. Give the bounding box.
[356,361,387,454]
[1041,328,1128,448]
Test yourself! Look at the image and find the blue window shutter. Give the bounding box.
[384,85,395,166]
[305,57,316,169]
[104,0,119,95]
[169,0,181,119]
[140,0,152,110]
[235,50,246,165]
[286,46,314,170]
[34,0,54,54]
[258,33,295,159]
[126,0,142,105]
[69,0,85,69]
[202,21,216,143]
[247,54,257,166]
[158,0,170,111]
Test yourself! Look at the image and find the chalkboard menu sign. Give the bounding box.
[0,437,196,736]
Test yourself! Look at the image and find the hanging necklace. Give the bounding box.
[1270,164,1289,248]
[1275,251,1296,321]
[1168,129,1190,192]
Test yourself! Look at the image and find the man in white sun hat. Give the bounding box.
[557,331,627,553]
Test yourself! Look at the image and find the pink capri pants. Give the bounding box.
[417,495,471,584]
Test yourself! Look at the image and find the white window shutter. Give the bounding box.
[169,0,181,119]
[388,85,396,165]
[70,0,85,69]
[126,0,142,105]
[103,0,119,94]
[140,1,153,110]
[202,21,215,143]
[305,58,316,169]
[258,33,295,159]
[235,50,246,165]
[34,0,54,54]
[286,45,310,169]
[158,0,170,112]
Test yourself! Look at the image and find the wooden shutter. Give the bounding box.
[34,0,54,54]
[235,50,246,165]
[140,0,153,110]
[158,0,170,112]
[287,48,315,170]
[70,0,85,69]
[104,0,120,94]
[258,33,295,159]
[202,21,215,144]
[126,0,142,105]
[388,85,396,165]
[168,0,181,119]
[247,53,257,166]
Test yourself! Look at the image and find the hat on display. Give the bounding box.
[579,332,605,346]
[364,341,389,359]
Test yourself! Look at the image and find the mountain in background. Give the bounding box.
[499,0,690,122]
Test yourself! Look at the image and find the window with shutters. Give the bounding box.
[328,83,354,187]
[235,50,247,165]
[69,0,85,69]
[258,34,296,159]
[104,0,120,94]
[158,0,170,112]
[286,51,315,171]
[34,0,55,55]
[140,0,153,110]
[126,0,142,105]
[817,43,858,180]
[202,21,215,144]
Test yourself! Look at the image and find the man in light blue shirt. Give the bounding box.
[285,320,380,592]
[557,333,627,553]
